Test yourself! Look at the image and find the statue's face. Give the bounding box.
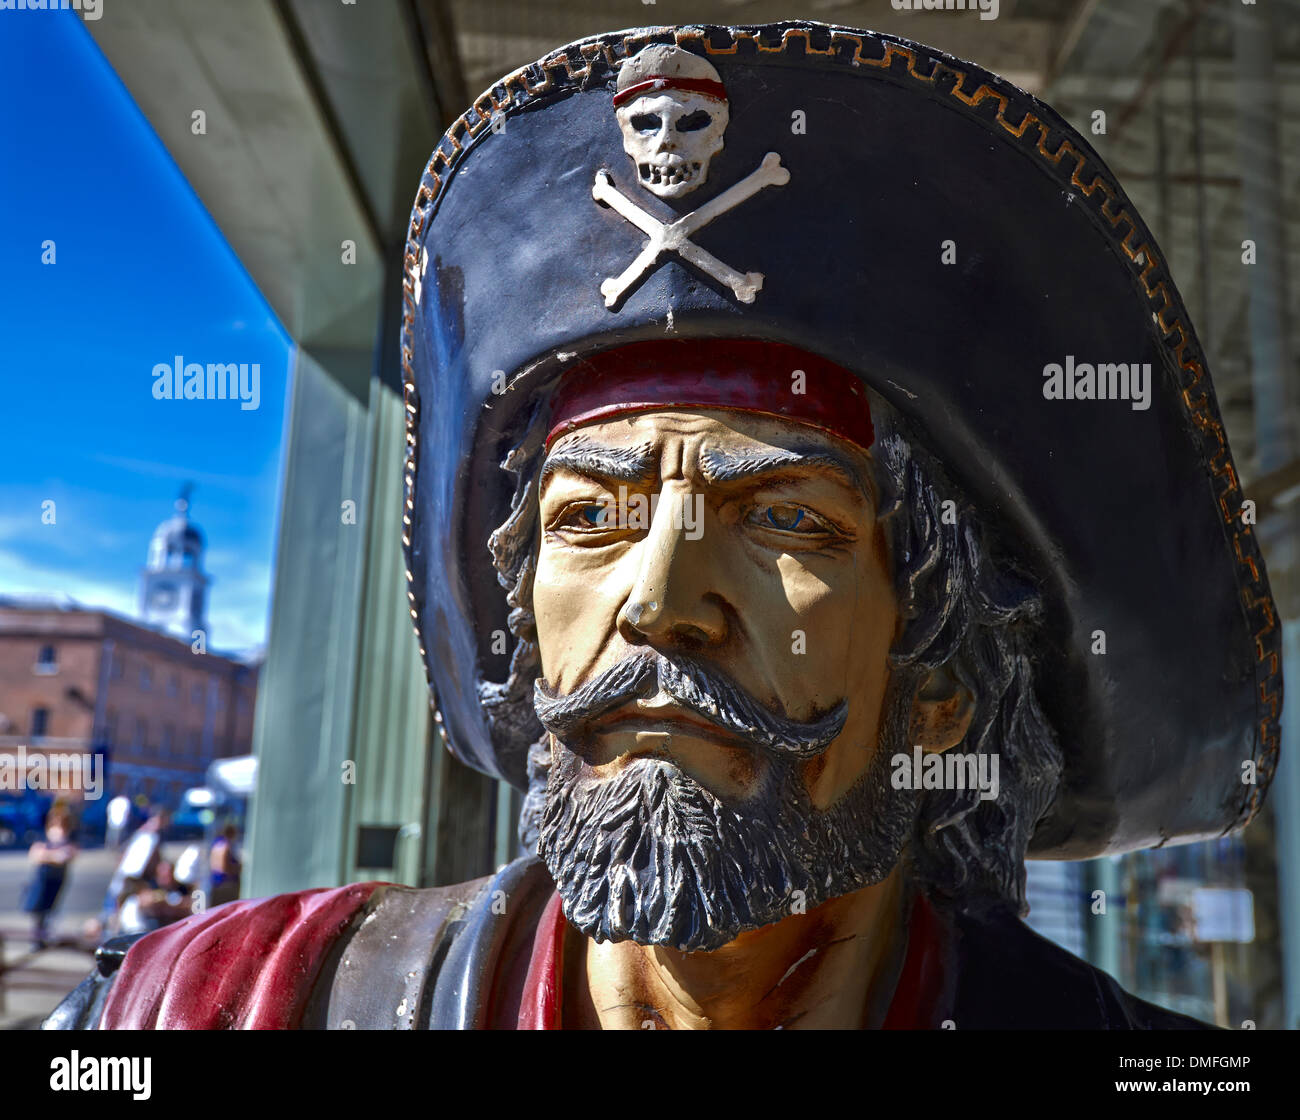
[531,408,927,950]
[533,408,897,814]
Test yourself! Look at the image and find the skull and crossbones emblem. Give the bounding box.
[594,45,789,307]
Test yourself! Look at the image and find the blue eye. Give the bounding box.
[765,506,805,531]
[582,505,608,526]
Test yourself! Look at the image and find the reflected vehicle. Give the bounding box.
[165,788,215,841]
[0,793,52,848]
[76,795,108,846]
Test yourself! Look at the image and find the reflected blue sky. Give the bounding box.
[0,9,291,653]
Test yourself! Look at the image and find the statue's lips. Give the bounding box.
[590,697,749,748]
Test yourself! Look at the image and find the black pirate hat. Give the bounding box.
[400,21,1281,859]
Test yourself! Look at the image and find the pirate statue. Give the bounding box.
[49,22,1281,1030]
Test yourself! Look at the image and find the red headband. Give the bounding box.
[612,76,728,108]
[545,340,874,451]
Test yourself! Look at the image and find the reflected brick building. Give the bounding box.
[0,495,258,810]
[0,600,258,807]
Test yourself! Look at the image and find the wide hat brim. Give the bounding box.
[401,21,1281,859]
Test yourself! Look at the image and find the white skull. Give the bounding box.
[616,91,729,199]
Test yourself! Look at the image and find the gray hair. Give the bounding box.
[481,401,1064,914]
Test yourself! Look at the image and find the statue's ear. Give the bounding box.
[908,665,974,755]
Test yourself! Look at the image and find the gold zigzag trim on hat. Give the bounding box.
[397,24,1279,825]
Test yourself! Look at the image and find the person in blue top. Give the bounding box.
[22,805,78,950]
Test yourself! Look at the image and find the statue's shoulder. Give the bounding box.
[303,874,496,1029]
[949,903,1217,1030]
[43,876,494,1030]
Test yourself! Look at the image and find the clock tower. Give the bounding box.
[139,485,210,642]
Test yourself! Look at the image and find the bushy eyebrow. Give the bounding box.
[698,445,871,498]
[540,438,657,492]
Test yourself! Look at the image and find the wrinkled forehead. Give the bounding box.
[542,408,876,497]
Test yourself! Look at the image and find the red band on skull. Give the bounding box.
[545,340,875,452]
[612,76,729,108]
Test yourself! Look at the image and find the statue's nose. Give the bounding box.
[617,490,726,648]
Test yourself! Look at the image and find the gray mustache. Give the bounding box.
[533,650,846,759]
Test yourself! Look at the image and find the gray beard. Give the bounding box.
[535,707,918,954]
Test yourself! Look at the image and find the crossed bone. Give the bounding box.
[592,152,790,307]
